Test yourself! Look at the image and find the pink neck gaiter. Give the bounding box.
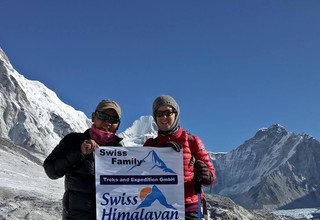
[89,125,116,146]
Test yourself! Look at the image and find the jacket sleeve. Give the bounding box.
[143,138,154,147]
[43,134,85,179]
[193,136,216,186]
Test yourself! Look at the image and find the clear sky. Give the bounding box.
[1,0,319,152]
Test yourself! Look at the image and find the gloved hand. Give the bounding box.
[194,160,212,185]
[163,141,182,152]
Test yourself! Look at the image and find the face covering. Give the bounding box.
[89,125,116,145]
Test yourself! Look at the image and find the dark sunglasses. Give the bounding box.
[154,110,177,117]
[95,111,120,124]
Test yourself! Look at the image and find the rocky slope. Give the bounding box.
[213,124,320,209]
[0,48,90,158]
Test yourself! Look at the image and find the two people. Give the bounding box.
[44,95,215,220]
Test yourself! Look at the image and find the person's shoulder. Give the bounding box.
[115,135,123,146]
[61,130,88,143]
[144,137,154,144]
[181,129,199,141]
[144,137,156,146]
[64,131,83,138]
[183,130,204,147]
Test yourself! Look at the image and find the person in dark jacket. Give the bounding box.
[144,95,216,220]
[43,99,123,220]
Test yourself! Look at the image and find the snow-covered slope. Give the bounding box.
[213,124,320,209]
[0,137,64,219]
[0,47,316,219]
[0,48,91,158]
[118,115,157,146]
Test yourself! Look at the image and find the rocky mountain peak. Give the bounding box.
[0,47,11,68]
[119,115,157,146]
[213,123,320,209]
[0,48,91,158]
[253,124,288,141]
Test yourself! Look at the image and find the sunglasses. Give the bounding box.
[95,111,120,124]
[154,110,177,117]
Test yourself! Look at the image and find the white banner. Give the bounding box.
[95,146,185,220]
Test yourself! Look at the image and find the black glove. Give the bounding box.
[163,141,182,152]
[194,160,212,185]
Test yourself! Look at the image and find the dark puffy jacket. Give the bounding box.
[144,128,215,210]
[43,129,122,220]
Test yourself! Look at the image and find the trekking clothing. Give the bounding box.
[95,99,122,118]
[194,160,213,185]
[152,95,180,135]
[44,129,122,220]
[185,211,199,220]
[144,127,216,212]
[163,141,182,152]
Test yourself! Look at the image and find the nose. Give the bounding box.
[102,120,112,127]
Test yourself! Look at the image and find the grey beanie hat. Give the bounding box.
[152,95,180,115]
[152,95,180,134]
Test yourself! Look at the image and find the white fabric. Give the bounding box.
[95,146,185,220]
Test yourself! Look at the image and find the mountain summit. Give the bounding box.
[213,124,320,209]
[119,115,157,146]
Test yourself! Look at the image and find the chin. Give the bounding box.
[160,127,170,131]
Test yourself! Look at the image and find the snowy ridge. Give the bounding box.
[119,115,157,146]
[0,48,11,69]
[217,125,291,194]
[0,47,91,157]
[213,124,320,209]
[10,67,89,132]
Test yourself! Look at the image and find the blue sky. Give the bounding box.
[1,1,319,152]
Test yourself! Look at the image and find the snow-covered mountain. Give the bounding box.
[0,47,315,219]
[0,47,91,158]
[213,124,320,210]
[118,115,157,146]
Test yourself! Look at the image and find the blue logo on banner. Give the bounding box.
[137,185,176,210]
[129,150,176,173]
